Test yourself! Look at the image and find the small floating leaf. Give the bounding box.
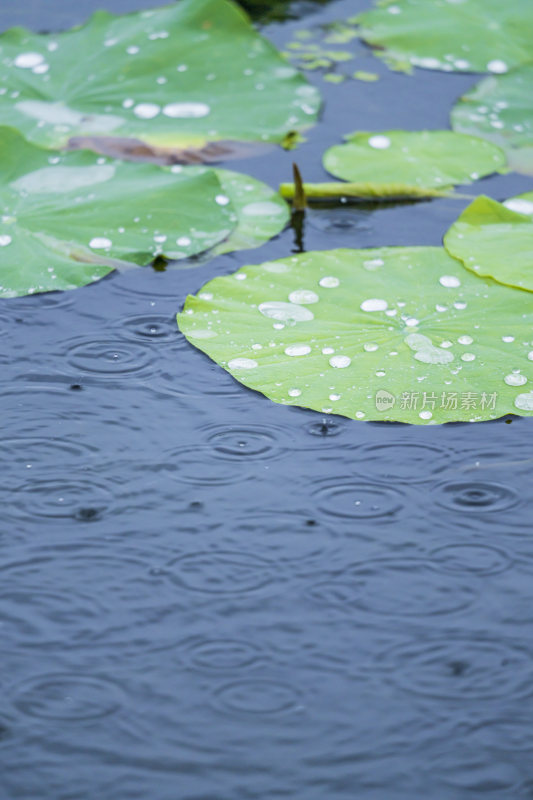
[353,70,379,82]
[323,22,358,45]
[444,195,533,293]
[451,64,533,175]
[356,0,533,74]
[0,127,286,298]
[0,0,320,159]
[323,130,506,189]
[177,247,533,424]
[323,73,346,84]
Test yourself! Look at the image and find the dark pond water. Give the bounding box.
[1,1,533,798]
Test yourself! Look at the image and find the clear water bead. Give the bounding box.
[504,198,533,217]
[361,298,388,312]
[505,373,527,386]
[319,276,339,288]
[258,302,314,323]
[285,344,311,357]
[163,102,210,118]
[133,103,160,119]
[228,358,258,369]
[288,290,319,305]
[14,52,44,69]
[89,237,112,249]
[487,60,508,73]
[329,355,351,368]
[515,393,533,411]
[368,135,391,149]
[439,275,461,288]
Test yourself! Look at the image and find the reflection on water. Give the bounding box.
[242,0,334,23]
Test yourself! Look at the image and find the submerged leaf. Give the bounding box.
[0,0,320,159]
[356,0,533,74]
[443,195,533,293]
[323,130,506,188]
[451,64,533,175]
[177,247,533,424]
[0,128,286,298]
[279,181,456,201]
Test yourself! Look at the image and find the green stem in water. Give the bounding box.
[280,181,472,201]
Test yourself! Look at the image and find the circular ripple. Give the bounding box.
[11,290,76,310]
[387,636,533,701]
[13,477,112,520]
[217,511,334,564]
[431,544,512,576]
[308,206,371,236]
[214,679,299,715]
[2,437,97,474]
[353,442,452,483]
[64,337,154,378]
[431,750,520,794]
[0,585,103,647]
[433,481,518,513]
[470,715,533,752]
[314,480,404,521]
[0,549,152,585]
[110,272,182,301]
[116,314,180,344]
[200,423,291,462]
[13,673,122,720]
[162,446,250,486]
[186,639,262,672]
[154,361,242,398]
[308,559,475,617]
[166,551,273,595]
[304,419,346,438]
[0,312,14,338]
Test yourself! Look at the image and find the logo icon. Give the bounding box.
[375,389,395,411]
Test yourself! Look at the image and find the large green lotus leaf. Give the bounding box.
[323,130,506,188]
[0,0,320,158]
[0,126,238,298]
[179,166,289,254]
[356,0,533,75]
[177,247,533,424]
[443,195,533,293]
[451,65,533,175]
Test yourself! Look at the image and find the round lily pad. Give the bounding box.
[0,126,239,298]
[451,64,533,175]
[0,0,320,158]
[444,194,533,293]
[356,0,533,74]
[177,247,533,424]
[323,130,506,188]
